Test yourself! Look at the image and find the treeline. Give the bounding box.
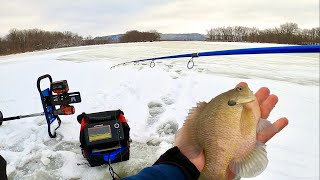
[206,23,320,45]
[120,30,160,43]
[0,28,110,56]
[1,23,318,56]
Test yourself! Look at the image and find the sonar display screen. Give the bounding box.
[88,125,112,142]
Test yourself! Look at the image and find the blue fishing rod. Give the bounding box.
[110,45,320,69]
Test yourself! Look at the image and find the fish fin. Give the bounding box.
[256,118,272,133]
[174,101,207,159]
[197,101,207,108]
[232,175,241,180]
[240,107,255,136]
[185,101,207,123]
[229,142,268,178]
[175,129,202,159]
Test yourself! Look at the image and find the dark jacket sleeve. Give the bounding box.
[121,164,187,180]
[0,155,8,180]
[122,146,200,180]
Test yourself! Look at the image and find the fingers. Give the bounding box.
[257,117,289,143]
[188,150,206,172]
[272,117,289,134]
[255,87,270,105]
[260,95,278,119]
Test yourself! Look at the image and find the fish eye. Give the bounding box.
[236,86,243,91]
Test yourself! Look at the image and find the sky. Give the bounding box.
[0,0,319,38]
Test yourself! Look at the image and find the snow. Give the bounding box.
[0,41,319,180]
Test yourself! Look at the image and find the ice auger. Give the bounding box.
[0,74,81,138]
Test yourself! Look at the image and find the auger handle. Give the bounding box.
[0,111,44,125]
[0,111,3,125]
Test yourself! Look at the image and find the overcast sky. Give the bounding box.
[0,0,319,37]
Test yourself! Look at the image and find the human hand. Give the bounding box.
[177,82,289,179]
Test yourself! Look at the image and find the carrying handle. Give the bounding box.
[37,74,61,138]
[37,74,53,91]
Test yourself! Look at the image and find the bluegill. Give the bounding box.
[175,85,271,180]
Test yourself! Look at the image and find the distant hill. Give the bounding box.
[160,33,207,41]
[94,33,207,43]
[94,34,123,43]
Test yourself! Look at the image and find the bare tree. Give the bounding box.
[0,28,107,56]
[206,22,319,45]
[120,30,161,43]
[280,22,299,35]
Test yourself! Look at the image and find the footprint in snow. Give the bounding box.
[146,137,162,146]
[160,95,175,105]
[146,116,159,125]
[147,101,165,125]
[148,101,165,116]
[157,120,179,136]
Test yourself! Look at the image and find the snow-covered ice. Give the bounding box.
[0,41,319,179]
